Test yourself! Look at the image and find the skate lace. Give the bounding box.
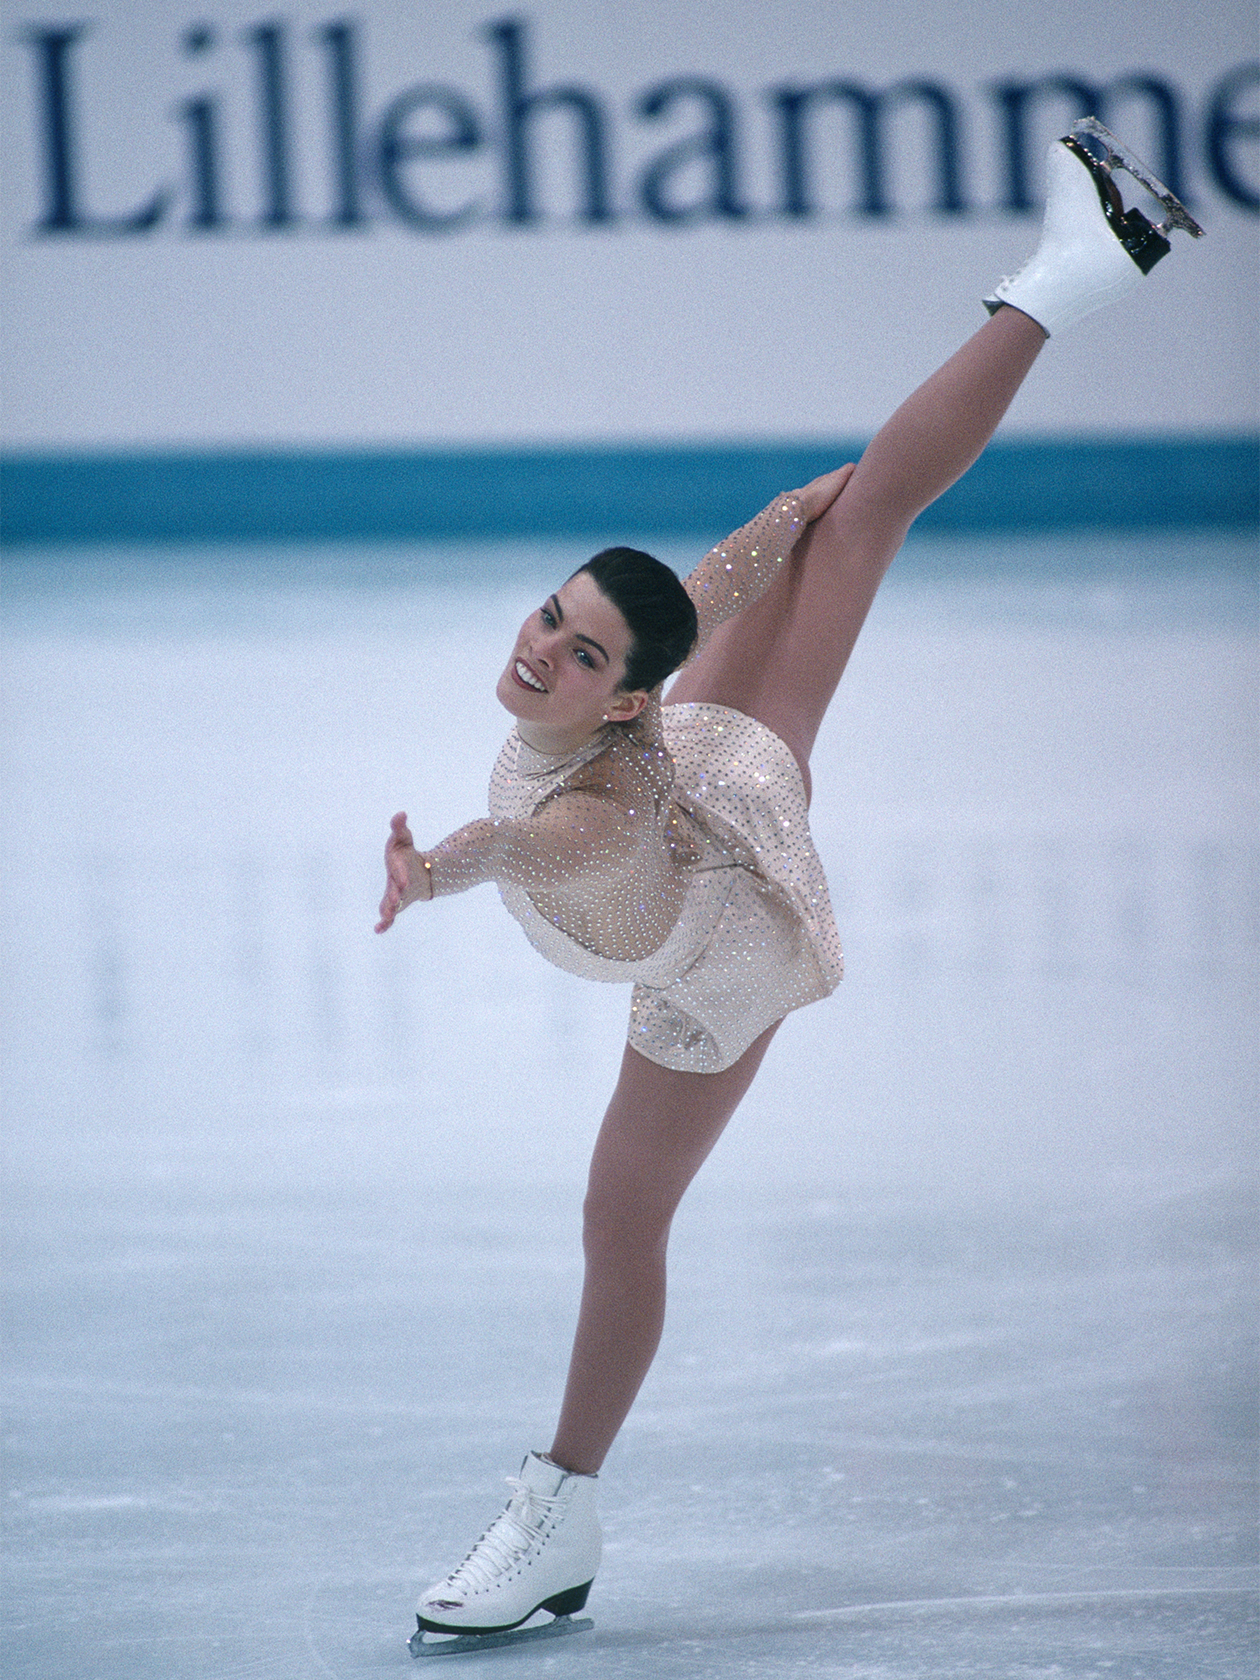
[438,1478,561,1596]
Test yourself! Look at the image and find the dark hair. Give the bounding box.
[574,548,699,693]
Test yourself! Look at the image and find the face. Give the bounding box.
[496,570,648,754]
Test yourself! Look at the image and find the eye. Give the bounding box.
[575,648,594,669]
[539,606,556,627]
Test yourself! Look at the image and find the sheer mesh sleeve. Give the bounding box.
[682,492,806,652]
[423,792,640,899]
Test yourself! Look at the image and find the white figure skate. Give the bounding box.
[985,117,1204,336]
[408,1452,601,1658]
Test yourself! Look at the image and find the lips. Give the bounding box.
[512,658,547,694]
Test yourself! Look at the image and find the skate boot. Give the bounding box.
[984,117,1204,336]
[409,1452,600,1656]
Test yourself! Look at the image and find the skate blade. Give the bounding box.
[408,1614,594,1658]
[1070,117,1205,238]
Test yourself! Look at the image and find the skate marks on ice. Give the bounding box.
[7,1182,1255,1680]
[799,1585,1260,1653]
[608,1586,1258,1679]
[295,1570,1257,1678]
[294,1574,1259,1680]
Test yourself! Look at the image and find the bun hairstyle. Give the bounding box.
[575,548,699,694]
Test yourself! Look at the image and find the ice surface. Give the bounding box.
[2,535,1256,1677]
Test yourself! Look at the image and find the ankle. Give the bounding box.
[542,1448,600,1477]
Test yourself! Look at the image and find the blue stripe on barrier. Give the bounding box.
[1,437,1256,545]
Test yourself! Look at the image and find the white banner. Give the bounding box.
[1,0,1255,450]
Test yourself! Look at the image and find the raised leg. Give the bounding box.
[665,305,1047,789]
[548,1026,779,1475]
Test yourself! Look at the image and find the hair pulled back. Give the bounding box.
[575,548,698,694]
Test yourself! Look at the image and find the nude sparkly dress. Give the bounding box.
[428,494,842,1073]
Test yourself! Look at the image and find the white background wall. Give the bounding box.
[1,0,1255,451]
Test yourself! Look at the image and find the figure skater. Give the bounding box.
[375,123,1201,1654]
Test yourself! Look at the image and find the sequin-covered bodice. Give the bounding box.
[420,492,843,1071]
[486,708,744,982]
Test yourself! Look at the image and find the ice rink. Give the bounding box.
[2,533,1256,1678]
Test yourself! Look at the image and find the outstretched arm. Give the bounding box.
[375,794,640,932]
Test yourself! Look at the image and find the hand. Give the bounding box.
[375,811,428,933]
[794,462,857,523]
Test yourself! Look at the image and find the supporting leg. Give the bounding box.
[548,1026,778,1474]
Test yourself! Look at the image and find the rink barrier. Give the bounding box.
[1,436,1256,546]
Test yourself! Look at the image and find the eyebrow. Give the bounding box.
[548,594,609,665]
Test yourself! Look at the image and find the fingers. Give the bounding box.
[376,812,412,932]
[376,871,407,932]
[376,864,406,933]
[814,464,858,523]
[795,465,857,523]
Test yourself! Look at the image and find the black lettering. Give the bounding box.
[991,75,1102,211]
[319,21,364,226]
[1206,63,1259,209]
[486,17,612,225]
[179,27,223,229]
[18,27,1250,247]
[178,97,223,228]
[27,25,81,229]
[991,74,1196,211]
[636,78,747,222]
[377,87,483,229]
[24,24,168,234]
[771,79,965,217]
[245,22,296,226]
[1103,76,1187,204]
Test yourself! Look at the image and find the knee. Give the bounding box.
[582,1178,672,1270]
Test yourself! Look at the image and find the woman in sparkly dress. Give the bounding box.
[375,125,1200,1651]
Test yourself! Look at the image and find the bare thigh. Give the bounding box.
[584,1025,780,1237]
[664,493,906,797]
[664,311,1048,784]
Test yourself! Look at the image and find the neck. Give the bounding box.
[516,718,610,757]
